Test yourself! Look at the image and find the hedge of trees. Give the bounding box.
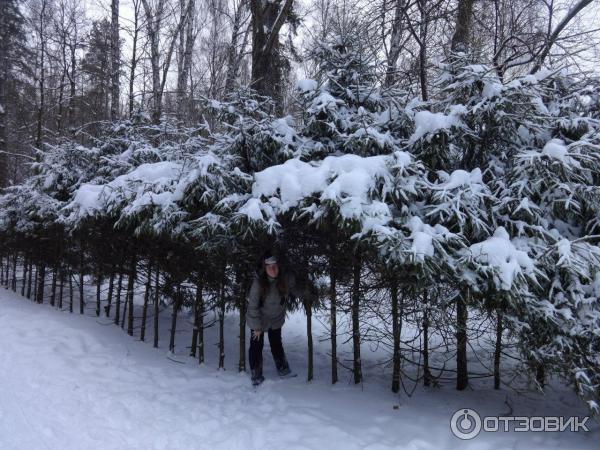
[1,33,600,414]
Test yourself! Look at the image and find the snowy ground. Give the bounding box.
[0,287,597,450]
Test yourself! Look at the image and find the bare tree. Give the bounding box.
[110,0,121,119]
[141,0,194,123]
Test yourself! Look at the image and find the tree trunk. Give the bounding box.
[237,275,246,372]
[153,267,160,348]
[176,0,195,119]
[141,260,152,342]
[32,264,39,300]
[450,0,474,53]
[128,0,140,118]
[121,281,128,329]
[58,268,64,309]
[250,0,293,114]
[26,260,32,299]
[126,253,137,336]
[197,278,204,364]
[110,0,120,120]
[305,295,313,382]
[50,265,57,306]
[536,363,545,389]
[21,256,28,296]
[79,248,85,314]
[352,250,362,384]
[169,283,181,352]
[1,255,6,287]
[35,0,47,155]
[105,265,115,317]
[330,259,338,384]
[384,0,406,87]
[423,289,432,387]
[456,290,469,390]
[391,278,401,393]
[68,36,77,130]
[494,309,502,390]
[223,0,248,94]
[69,271,74,313]
[218,272,225,369]
[114,268,123,325]
[11,252,17,291]
[190,278,199,358]
[95,271,102,317]
[417,0,428,101]
[36,264,45,304]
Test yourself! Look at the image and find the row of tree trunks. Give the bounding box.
[0,251,504,392]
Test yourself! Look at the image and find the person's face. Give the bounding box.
[265,262,279,278]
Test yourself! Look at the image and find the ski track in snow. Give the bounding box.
[0,288,598,450]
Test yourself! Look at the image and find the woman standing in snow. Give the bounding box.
[247,249,300,386]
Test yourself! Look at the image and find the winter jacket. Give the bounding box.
[246,271,301,330]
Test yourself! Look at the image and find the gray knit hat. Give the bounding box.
[264,255,278,264]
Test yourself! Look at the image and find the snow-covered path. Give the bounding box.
[0,288,597,450]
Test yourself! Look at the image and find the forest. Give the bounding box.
[0,0,599,418]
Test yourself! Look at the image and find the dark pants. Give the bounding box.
[249,327,289,376]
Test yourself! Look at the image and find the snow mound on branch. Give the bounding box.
[408,105,466,144]
[253,154,389,212]
[518,139,581,168]
[309,92,342,112]
[68,161,184,218]
[296,79,318,92]
[406,216,451,262]
[542,139,568,161]
[271,117,298,146]
[241,152,413,232]
[70,184,105,214]
[468,227,535,290]
[434,168,483,191]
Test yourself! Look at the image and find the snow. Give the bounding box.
[405,216,452,262]
[542,139,568,161]
[296,79,318,92]
[350,127,394,149]
[271,117,298,145]
[434,168,483,192]
[309,92,342,112]
[467,227,536,290]
[518,139,581,169]
[408,107,464,144]
[1,283,597,449]
[70,183,105,214]
[247,153,396,224]
[68,161,184,219]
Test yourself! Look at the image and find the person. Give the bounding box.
[247,249,300,386]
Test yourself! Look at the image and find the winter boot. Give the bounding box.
[276,357,291,377]
[251,368,265,386]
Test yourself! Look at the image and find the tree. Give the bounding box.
[0,0,30,187]
[250,0,294,113]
